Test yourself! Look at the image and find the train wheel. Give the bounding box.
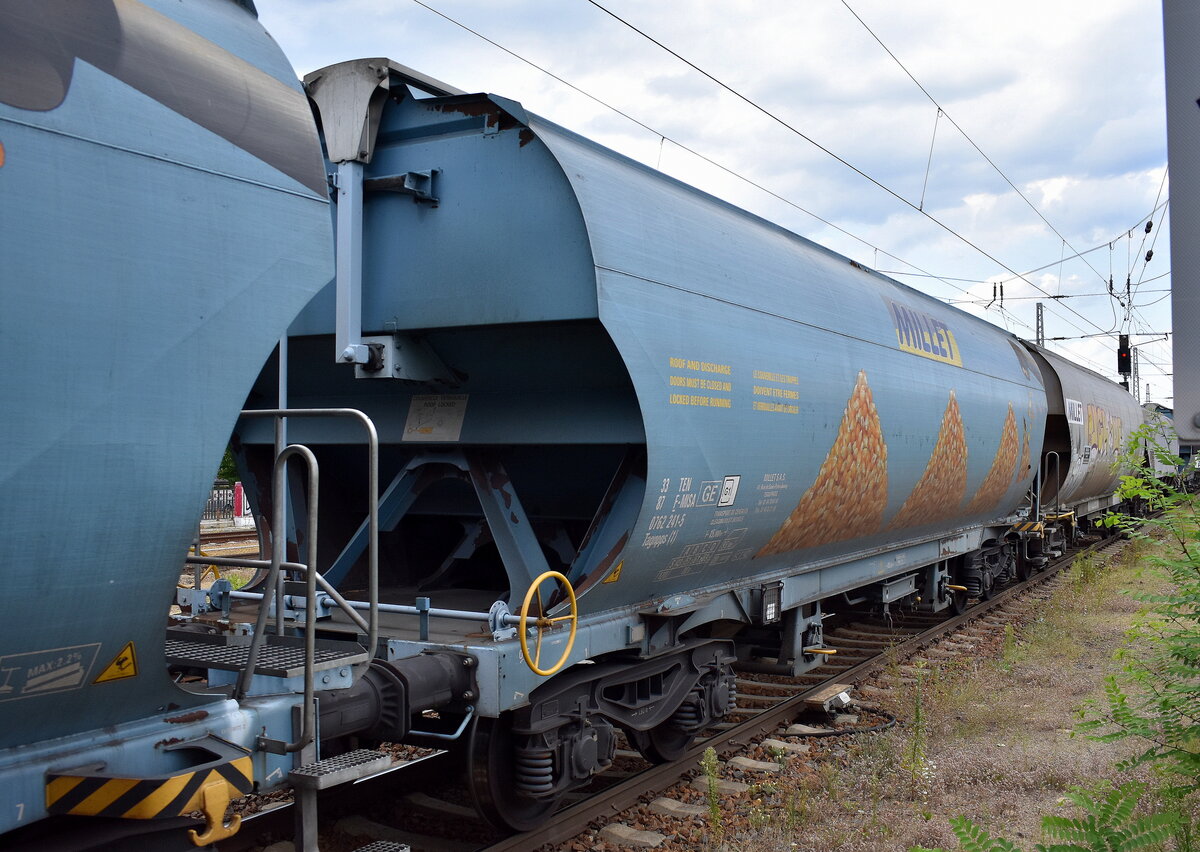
[626,723,694,764]
[466,714,561,833]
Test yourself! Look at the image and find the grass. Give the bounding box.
[673,534,1174,852]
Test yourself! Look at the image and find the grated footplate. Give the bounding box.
[165,634,367,677]
[290,748,393,790]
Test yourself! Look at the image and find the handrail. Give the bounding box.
[317,594,523,626]
[239,408,380,658]
[1041,451,1062,517]
[236,444,319,755]
[1032,462,1041,521]
[224,589,524,627]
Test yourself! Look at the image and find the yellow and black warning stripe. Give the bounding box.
[46,757,252,820]
[1011,521,1044,533]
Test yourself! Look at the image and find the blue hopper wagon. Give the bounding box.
[0,9,1146,845]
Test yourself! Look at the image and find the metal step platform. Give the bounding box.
[165,630,367,678]
[290,750,397,852]
[289,749,394,790]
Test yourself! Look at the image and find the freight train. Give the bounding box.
[0,2,1151,847]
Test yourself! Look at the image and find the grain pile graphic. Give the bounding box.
[964,403,1020,514]
[756,371,887,556]
[886,391,967,530]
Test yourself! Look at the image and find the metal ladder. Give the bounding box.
[177,408,394,851]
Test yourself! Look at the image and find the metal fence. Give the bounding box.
[202,481,236,521]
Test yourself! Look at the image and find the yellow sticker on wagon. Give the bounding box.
[94,642,138,683]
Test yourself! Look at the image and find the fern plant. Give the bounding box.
[911,783,1178,852]
[943,815,1023,852]
[913,423,1197,852]
[1081,423,1200,797]
[1039,782,1179,851]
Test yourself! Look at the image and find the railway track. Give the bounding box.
[225,532,1129,852]
[178,530,262,590]
[487,552,1105,852]
[198,528,261,547]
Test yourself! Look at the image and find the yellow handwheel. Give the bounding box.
[519,571,578,676]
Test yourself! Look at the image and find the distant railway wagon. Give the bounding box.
[0,5,1146,847]
[1141,402,1184,480]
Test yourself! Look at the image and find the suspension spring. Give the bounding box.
[514,746,555,795]
[671,694,704,730]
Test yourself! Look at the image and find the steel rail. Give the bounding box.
[480,533,1129,852]
[198,528,260,545]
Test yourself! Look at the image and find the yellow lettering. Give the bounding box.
[752,370,800,384]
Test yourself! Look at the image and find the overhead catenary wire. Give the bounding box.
[1056,240,1066,298]
[884,180,1170,353]
[1120,274,1172,395]
[412,0,1164,377]
[1130,197,1169,303]
[948,287,1169,305]
[583,0,1123,341]
[918,108,941,211]
[1138,290,1172,308]
[409,1,935,276]
[408,0,1029,328]
[1128,169,1168,286]
[1112,180,1168,335]
[1132,305,1173,357]
[1117,301,1173,393]
[1049,330,1170,341]
[880,212,1165,289]
[837,0,1112,292]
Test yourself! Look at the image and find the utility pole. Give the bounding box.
[1035,302,1044,347]
[1132,347,1140,402]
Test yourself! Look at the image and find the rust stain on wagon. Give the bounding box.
[487,471,514,510]
[164,710,209,724]
[431,100,521,133]
[569,532,631,600]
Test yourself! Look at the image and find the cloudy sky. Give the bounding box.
[255,0,1173,403]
